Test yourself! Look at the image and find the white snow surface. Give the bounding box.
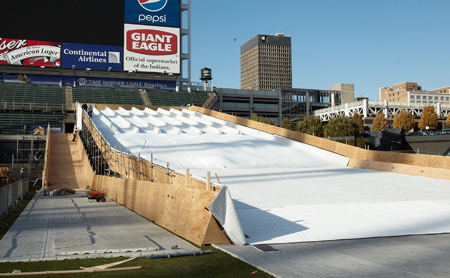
[91,107,450,245]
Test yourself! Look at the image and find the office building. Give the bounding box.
[380,82,450,105]
[241,33,292,90]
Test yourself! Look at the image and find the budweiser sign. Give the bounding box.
[126,29,177,55]
[0,38,61,67]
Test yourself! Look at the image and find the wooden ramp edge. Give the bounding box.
[46,134,90,190]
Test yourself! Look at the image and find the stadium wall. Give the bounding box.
[187,106,450,180]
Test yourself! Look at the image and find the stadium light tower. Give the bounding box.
[180,0,191,87]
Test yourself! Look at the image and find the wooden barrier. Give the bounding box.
[42,123,52,188]
[78,112,228,245]
[187,106,450,180]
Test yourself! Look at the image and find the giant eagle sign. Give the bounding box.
[124,0,181,28]
[123,24,180,74]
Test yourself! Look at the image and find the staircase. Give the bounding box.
[65,86,74,109]
[140,89,152,105]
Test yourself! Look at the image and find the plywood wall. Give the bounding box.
[187,106,450,179]
[77,114,229,245]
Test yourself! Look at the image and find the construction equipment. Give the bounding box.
[87,190,106,202]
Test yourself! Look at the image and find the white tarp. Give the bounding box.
[91,107,450,245]
[207,186,246,245]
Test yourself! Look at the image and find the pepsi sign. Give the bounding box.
[124,0,180,27]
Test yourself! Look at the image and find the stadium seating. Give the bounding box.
[0,83,211,134]
[72,86,145,105]
[0,82,65,110]
[146,89,210,106]
[0,112,66,134]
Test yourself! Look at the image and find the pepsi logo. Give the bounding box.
[138,0,168,12]
[127,29,178,55]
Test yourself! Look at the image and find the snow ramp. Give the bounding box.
[90,106,450,245]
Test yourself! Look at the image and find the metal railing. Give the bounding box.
[0,102,65,112]
[0,179,28,218]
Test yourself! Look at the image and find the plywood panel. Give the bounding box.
[188,106,450,178]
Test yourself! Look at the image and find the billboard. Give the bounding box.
[62,43,123,71]
[124,24,180,74]
[0,72,61,85]
[0,38,61,67]
[26,125,64,135]
[124,0,181,27]
[63,75,176,89]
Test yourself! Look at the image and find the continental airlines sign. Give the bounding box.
[124,24,180,74]
[124,0,181,27]
[61,43,122,71]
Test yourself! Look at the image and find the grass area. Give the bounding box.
[0,247,273,277]
[0,187,274,278]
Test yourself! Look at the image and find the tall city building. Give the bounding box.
[241,33,292,90]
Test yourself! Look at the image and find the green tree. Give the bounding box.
[356,138,371,149]
[393,109,415,131]
[418,105,439,131]
[250,113,274,125]
[323,115,358,137]
[295,116,323,137]
[372,112,389,131]
[351,113,364,133]
[281,117,292,130]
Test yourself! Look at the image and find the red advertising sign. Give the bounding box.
[123,24,180,74]
[126,29,178,55]
[0,38,61,67]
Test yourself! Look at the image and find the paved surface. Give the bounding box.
[217,233,450,278]
[0,192,200,262]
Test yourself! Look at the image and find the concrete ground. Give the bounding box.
[216,233,450,278]
[0,192,200,262]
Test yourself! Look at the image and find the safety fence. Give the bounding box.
[80,110,219,191]
[75,107,230,246]
[0,179,28,217]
